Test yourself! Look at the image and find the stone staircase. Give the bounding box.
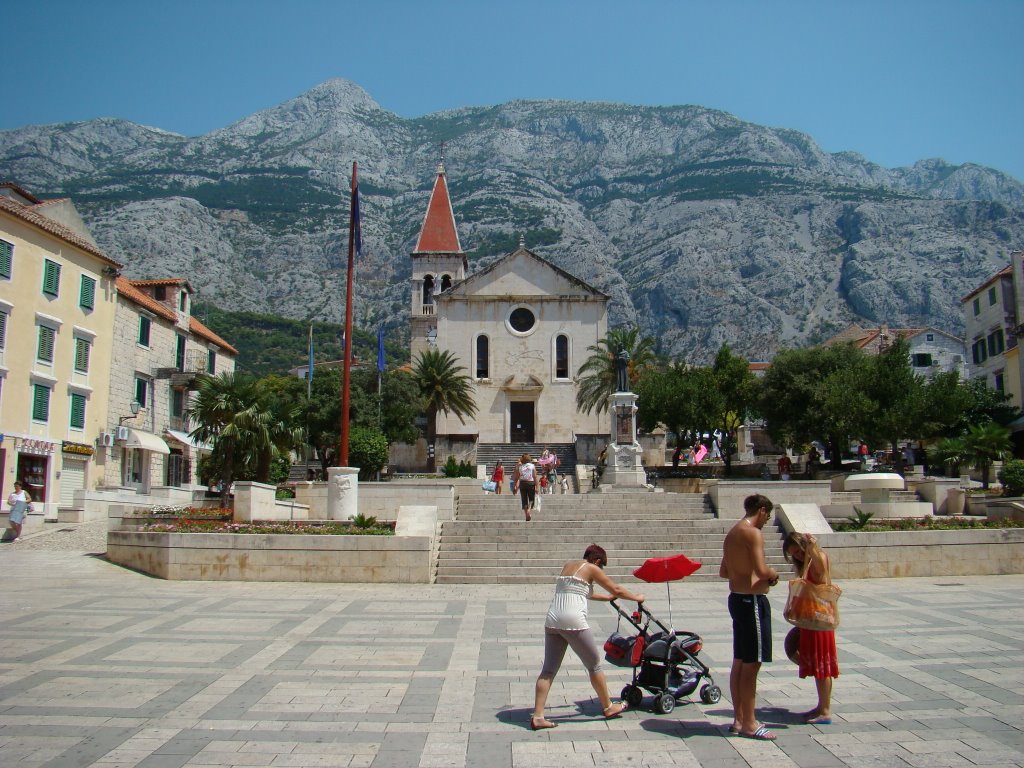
[434,492,792,584]
[476,442,578,493]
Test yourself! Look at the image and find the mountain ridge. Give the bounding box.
[2,77,1023,364]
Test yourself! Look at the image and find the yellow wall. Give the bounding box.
[0,211,118,516]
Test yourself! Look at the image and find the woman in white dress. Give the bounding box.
[530,544,646,730]
[6,481,31,542]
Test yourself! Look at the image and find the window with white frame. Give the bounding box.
[475,335,489,379]
[135,376,149,409]
[138,315,151,346]
[555,334,570,379]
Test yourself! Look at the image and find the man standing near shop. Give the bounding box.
[719,493,779,740]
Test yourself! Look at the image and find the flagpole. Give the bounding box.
[340,161,358,466]
[306,322,313,479]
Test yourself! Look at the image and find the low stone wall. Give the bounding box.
[707,480,832,519]
[107,530,432,582]
[292,479,475,522]
[819,528,1024,579]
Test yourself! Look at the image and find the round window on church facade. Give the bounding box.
[507,306,536,335]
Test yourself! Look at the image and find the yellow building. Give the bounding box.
[0,183,122,520]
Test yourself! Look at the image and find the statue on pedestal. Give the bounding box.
[615,350,630,393]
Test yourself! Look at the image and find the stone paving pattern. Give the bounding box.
[1,524,1022,767]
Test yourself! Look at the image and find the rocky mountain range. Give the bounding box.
[3,77,1024,364]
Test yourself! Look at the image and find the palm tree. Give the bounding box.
[964,422,1012,490]
[188,373,302,503]
[412,349,477,469]
[575,326,657,415]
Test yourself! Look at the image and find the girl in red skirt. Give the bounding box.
[784,532,839,724]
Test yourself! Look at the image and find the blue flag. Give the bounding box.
[352,167,362,259]
[377,327,385,373]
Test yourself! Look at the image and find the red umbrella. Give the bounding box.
[633,554,702,583]
[632,554,702,630]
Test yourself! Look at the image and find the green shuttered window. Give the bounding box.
[74,336,91,372]
[80,275,96,309]
[70,393,86,429]
[0,239,12,279]
[32,384,51,422]
[37,325,56,362]
[43,259,61,296]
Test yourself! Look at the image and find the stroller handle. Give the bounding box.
[610,599,672,635]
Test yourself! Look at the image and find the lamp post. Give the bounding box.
[119,400,141,426]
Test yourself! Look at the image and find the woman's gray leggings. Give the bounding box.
[540,626,604,676]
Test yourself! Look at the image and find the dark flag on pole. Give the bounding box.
[352,171,362,259]
[377,327,385,373]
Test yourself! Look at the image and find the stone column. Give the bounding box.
[600,393,648,488]
[326,467,359,520]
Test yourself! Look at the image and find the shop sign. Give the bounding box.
[17,438,57,455]
[62,441,95,457]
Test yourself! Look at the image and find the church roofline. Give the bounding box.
[412,164,464,256]
[449,246,609,300]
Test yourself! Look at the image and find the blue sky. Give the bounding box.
[5,0,1024,180]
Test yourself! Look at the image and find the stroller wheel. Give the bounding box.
[621,685,643,708]
[653,692,676,715]
[700,684,722,704]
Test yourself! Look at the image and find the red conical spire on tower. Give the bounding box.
[413,162,463,254]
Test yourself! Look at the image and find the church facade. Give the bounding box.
[409,165,610,448]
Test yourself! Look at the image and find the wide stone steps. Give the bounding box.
[434,490,789,584]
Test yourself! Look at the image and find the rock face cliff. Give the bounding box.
[3,78,1023,362]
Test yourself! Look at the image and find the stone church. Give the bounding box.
[408,164,610,454]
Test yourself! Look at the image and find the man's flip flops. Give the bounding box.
[739,725,777,741]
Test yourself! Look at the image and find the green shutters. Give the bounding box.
[0,239,12,278]
[80,275,96,309]
[74,336,91,372]
[70,392,86,429]
[42,259,61,296]
[0,311,6,350]
[37,325,56,362]
[138,316,151,346]
[32,384,51,421]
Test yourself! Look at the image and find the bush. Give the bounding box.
[999,459,1024,496]
[440,455,475,478]
[349,426,389,480]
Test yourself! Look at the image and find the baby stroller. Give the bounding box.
[603,554,721,714]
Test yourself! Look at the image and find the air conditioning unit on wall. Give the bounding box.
[115,426,130,442]
[98,432,114,447]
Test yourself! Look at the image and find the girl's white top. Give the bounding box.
[545,563,593,630]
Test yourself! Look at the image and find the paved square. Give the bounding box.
[0,549,1022,767]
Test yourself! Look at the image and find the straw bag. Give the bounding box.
[783,550,841,631]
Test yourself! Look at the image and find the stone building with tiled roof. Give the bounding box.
[821,323,967,381]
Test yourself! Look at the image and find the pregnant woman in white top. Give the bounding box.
[531,544,646,730]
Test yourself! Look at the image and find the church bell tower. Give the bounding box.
[410,162,467,360]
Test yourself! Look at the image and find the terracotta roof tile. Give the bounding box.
[115,277,177,321]
[413,166,463,254]
[131,277,195,292]
[0,195,123,269]
[188,316,238,356]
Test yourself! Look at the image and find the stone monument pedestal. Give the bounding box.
[326,467,359,520]
[596,392,655,491]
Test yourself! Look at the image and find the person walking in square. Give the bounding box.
[719,493,780,740]
[492,461,505,495]
[530,544,645,730]
[784,532,839,725]
[514,453,537,521]
[5,481,31,543]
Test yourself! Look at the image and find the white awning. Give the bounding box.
[125,429,170,454]
[164,429,212,451]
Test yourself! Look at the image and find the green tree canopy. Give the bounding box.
[576,326,656,415]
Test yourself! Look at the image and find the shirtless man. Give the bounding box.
[719,493,779,740]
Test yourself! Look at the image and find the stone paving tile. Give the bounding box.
[0,549,1023,768]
